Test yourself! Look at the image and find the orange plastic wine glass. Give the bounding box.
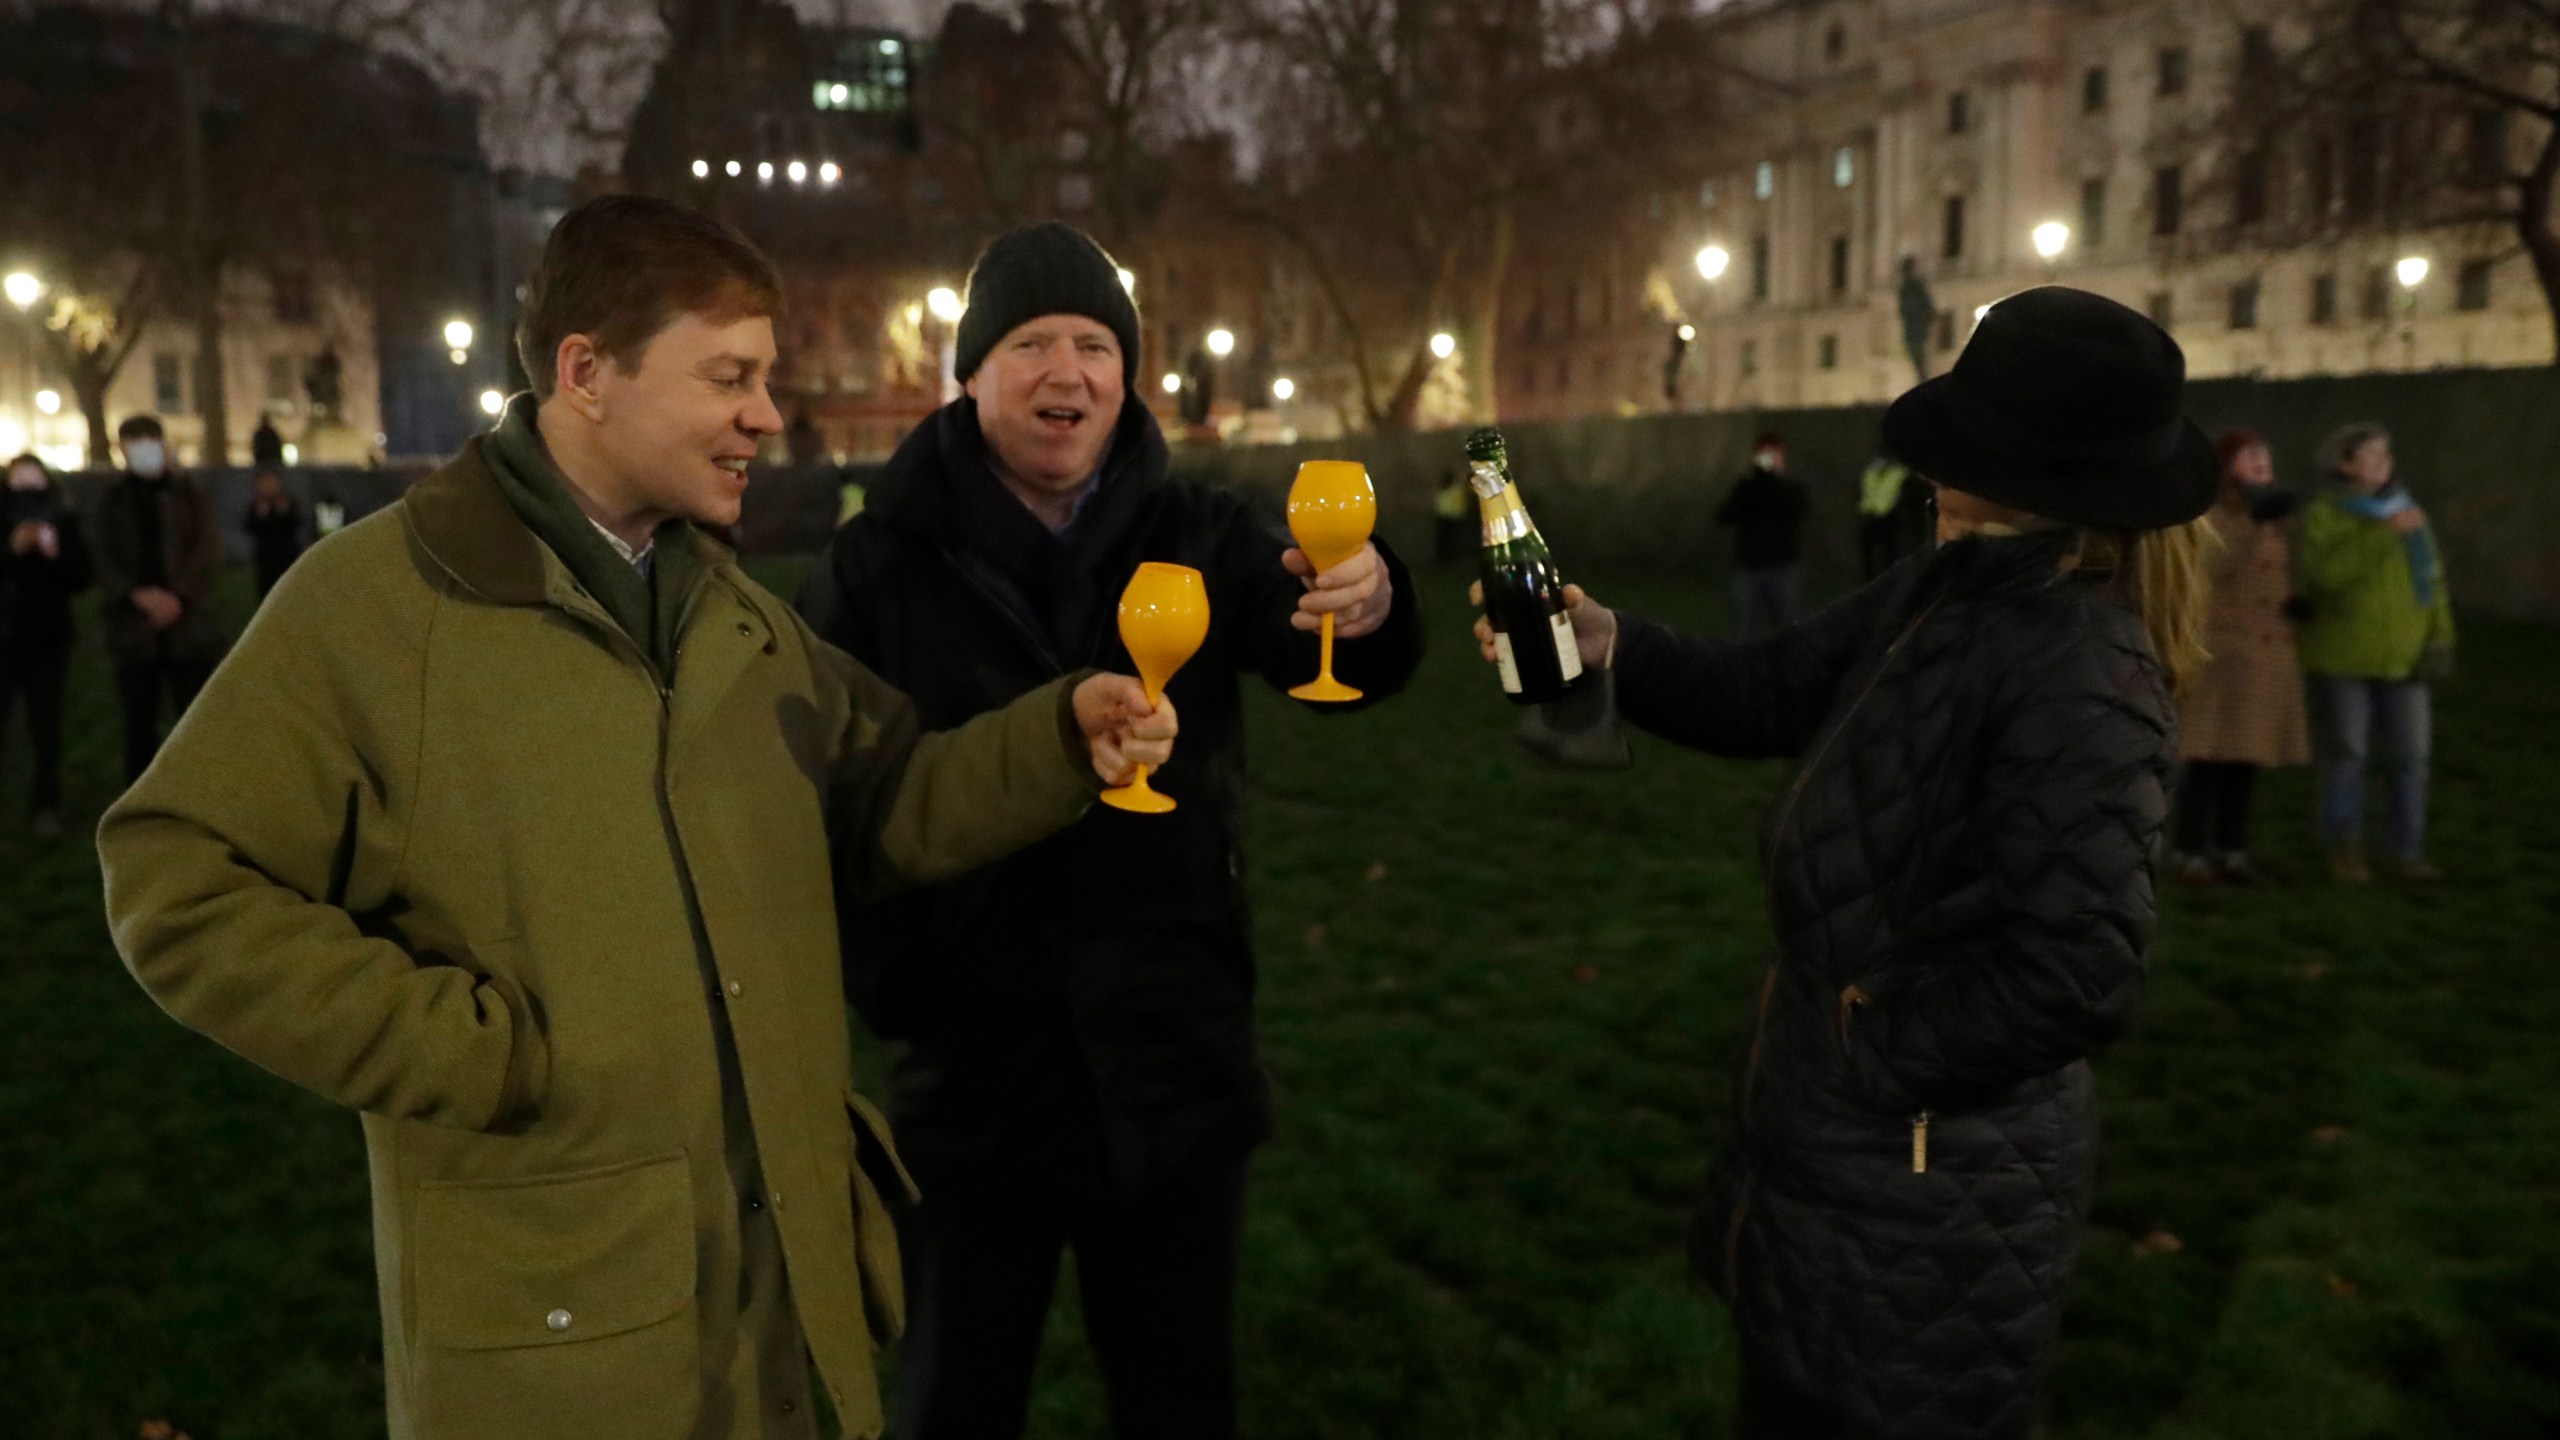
[1284,459,1376,703]
[1098,561,1210,814]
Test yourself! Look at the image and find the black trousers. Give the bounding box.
[890,1156,1249,1440]
[0,644,71,814]
[115,653,215,783]
[2174,760,2260,856]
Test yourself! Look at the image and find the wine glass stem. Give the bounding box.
[1319,611,1337,681]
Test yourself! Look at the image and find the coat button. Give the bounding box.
[737,622,754,637]
[545,1308,573,1332]
[727,979,743,998]
[779,1399,798,1416]
[771,1188,784,1211]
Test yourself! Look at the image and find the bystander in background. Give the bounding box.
[1,453,91,837]
[85,416,229,783]
[1714,430,1810,637]
[2295,423,2455,883]
[2171,428,2311,883]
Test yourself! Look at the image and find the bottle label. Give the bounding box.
[1493,631,1523,693]
[1478,487,1531,545]
[1549,611,1583,682]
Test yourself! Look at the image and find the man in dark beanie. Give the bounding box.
[798,220,1426,1440]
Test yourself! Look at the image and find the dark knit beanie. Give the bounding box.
[953,222,1142,387]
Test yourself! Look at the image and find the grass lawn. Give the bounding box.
[4,553,2556,1439]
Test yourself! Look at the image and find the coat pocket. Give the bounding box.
[845,1086,918,1342]
[408,1150,699,1438]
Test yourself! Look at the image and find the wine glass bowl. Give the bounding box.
[1284,460,1376,703]
[1099,561,1209,814]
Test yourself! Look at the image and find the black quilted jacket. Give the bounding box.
[1614,529,2173,1439]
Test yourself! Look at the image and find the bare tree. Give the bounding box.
[1051,0,1224,244]
[2223,0,2560,360]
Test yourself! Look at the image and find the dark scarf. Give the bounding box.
[480,394,699,676]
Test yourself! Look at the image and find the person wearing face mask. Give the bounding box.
[795,221,1424,1440]
[86,415,229,781]
[1714,430,1812,637]
[1,453,92,837]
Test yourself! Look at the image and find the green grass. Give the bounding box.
[5,556,2557,1438]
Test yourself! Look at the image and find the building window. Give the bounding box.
[2469,111,2510,186]
[1057,174,1093,210]
[2082,65,2108,113]
[271,270,314,325]
[1599,276,1615,327]
[153,353,186,414]
[1699,180,1717,208]
[2342,116,2381,219]
[1833,146,1854,188]
[2458,258,2493,310]
[1830,234,1850,295]
[1648,191,1665,219]
[266,354,298,404]
[1818,334,1839,369]
[1565,280,1581,332]
[1948,90,1970,135]
[2158,45,2189,96]
[2311,272,2338,325]
[2240,26,2276,81]
[812,37,910,114]
[2235,150,2269,226]
[2362,265,2391,319]
[1750,233,1771,301]
[2307,138,2337,217]
[1060,129,1091,162]
[1942,194,1967,259]
[1522,365,1538,396]
[1825,21,1846,60]
[1754,161,1775,200]
[1556,357,1572,389]
[1740,339,1758,377]
[2147,290,2175,330]
[1934,311,1955,351]
[2229,279,2260,330]
[2153,166,2183,236]
[1595,354,1613,383]
[2080,177,2108,247]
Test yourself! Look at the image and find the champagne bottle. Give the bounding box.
[1467,426,1585,705]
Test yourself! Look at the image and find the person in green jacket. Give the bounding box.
[2294,422,2455,882]
[96,195,1177,1440]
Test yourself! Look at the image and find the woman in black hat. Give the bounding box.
[1474,287,2213,1438]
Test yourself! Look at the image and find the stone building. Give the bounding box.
[1496,0,2555,424]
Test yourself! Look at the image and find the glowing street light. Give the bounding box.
[2031,220,2071,262]
[444,319,474,351]
[1430,331,1457,360]
[1205,327,1236,358]
[787,160,808,185]
[926,286,965,324]
[725,160,743,177]
[1695,244,1731,282]
[830,83,851,106]
[34,389,61,415]
[2396,256,2430,290]
[1161,372,1183,394]
[478,389,506,417]
[692,159,710,178]
[4,271,42,309]
[819,161,841,185]
[1271,376,1296,402]
[1677,323,1697,342]
[757,161,775,182]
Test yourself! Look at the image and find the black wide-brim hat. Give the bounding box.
[1882,285,2220,530]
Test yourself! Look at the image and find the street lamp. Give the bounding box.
[2396,255,2428,370]
[444,317,474,367]
[819,162,841,186]
[1695,245,1731,282]
[2032,221,2070,267]
[692,159,710,178]
[1271,376,1295,402]
[1677,323,1697,342]
[35,388,60,415]
[1430,331,1457,360]
[1205,327,1236,358]
[1161,372,1183,394]
[787,160,808,185]
[926,286,965,324]
[923,286,965,401]
[3,271,40,310]
[478,389,505,417]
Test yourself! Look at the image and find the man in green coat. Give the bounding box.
[97,195,1176,1439]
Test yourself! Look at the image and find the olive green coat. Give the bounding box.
[98,442,1102,1439]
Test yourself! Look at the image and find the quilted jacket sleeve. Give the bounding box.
[1612,567,1901,759]
[1839,622,2172,1112]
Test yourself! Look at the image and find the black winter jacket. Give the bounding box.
[797,396,1424,1197]
[0,489,93,652]
[1614,530,2172,1440]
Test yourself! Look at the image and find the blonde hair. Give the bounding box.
[2070,518,2218,697]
